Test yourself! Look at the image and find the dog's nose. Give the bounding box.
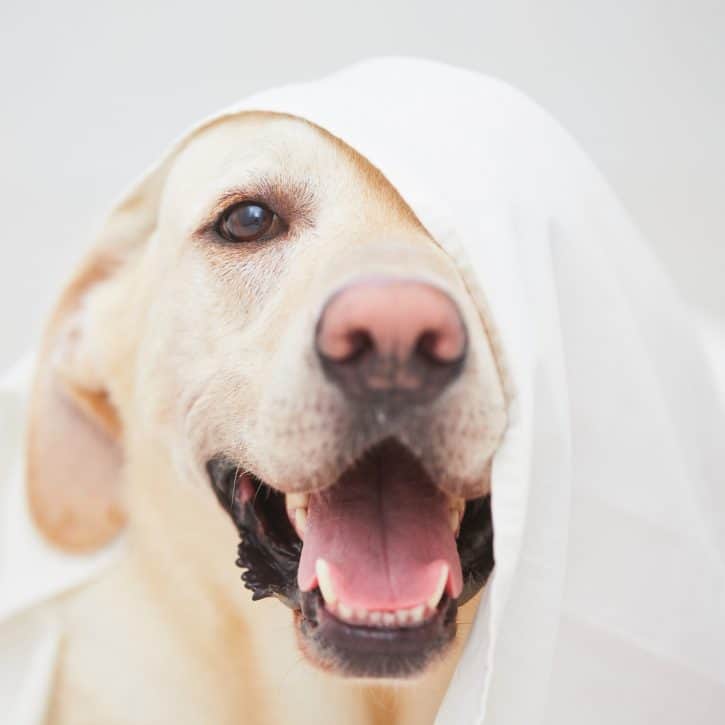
[316,279,467,402]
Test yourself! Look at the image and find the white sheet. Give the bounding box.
[2,57,724,724]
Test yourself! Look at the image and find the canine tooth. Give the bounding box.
[286,492,309,510]
[382,612,396,627]
[369,611,382,626]
[294,508,307,537]
[395,609,409,626]
[409,604,425,624]
[447,497,465,534]
[449,509,460,533]
[338,602,353,620]
[427,565,449,610]
[316,559,337,605]
[449,496,465,511]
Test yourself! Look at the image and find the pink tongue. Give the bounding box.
[297,446,463,610]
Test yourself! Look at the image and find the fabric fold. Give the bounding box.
[1,57,723,724]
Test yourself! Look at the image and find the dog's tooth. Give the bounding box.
[286,492,309,510]
[382,612,396,627]
[447,496,465,535]
[427,565,449,610]
[315,559,337,606]
[354,607,368,623]
[449,495,465,512]
[449,508,460,533]
[448,496,466,528]
[369,611,383,626]
[338,602,353,621]
[294,508,307,537]
[409,604,425,624]
[395,609,409,626]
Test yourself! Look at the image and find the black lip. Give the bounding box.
[297,589,458,678]
[207,455,301,608]
[206,441,494,677]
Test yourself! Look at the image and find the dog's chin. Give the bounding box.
[206,438,494,680]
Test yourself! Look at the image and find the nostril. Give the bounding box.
[415,321,467,366]
[339,330,375,364]
[316,319,376,363]
[416,331,447,366]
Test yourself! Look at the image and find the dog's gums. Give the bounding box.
[206,439,494,678]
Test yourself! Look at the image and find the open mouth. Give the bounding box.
[207,439,494,678]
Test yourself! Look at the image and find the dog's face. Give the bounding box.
[30,113,507,679]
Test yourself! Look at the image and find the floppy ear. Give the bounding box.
[25,174,164,553]
[27,268,124,552]
[24,114,245,552]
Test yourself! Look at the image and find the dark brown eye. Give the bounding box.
[217,201,279,243]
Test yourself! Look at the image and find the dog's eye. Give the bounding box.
[217,202,280,243]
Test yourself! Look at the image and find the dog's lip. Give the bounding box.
[297,588,458,678]
[302,588,455,633]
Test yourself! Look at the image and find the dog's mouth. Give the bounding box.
[206,438,494,679]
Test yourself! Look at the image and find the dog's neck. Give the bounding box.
[111,441,476,725]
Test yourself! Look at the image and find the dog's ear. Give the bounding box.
[26,176,162,553]
[24,115,241,552]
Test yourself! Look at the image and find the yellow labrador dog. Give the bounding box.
[28,113,507,724]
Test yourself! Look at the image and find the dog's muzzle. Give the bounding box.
[206,277,495,678]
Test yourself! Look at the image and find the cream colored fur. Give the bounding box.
[27,114,505,724]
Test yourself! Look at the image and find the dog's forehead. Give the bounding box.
[165,114,358,202]
[161,111,420,232]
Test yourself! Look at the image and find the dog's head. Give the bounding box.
[26,112,507,679]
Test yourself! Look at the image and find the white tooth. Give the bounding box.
[382,612,396,627]
[395,609,409,626]
[449,509,460,533]
[409,604,425,624]
[354,607,368,622]
[286,492,309,510]
[427,565,449,610]
[294,508,307,537]
[447,496,465,534]
[369,611,382,626]
[315,559,337,605]
[338,602,353,620]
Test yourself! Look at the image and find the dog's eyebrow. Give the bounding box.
[192,174,317,240]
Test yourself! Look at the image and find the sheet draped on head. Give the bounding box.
[1,57,724,725]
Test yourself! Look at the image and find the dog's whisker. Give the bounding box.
[252,479,265,506]
[230,463,241,508]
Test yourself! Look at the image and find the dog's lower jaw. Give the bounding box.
[295,591,458,680]
[206,451,494,679]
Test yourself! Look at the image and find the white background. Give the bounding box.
[1,0,723,368]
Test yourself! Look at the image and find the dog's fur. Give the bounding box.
[27,113,506,724]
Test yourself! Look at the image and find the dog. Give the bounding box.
[27,111,507,724]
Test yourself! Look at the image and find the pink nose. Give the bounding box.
[316,279,467,402]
